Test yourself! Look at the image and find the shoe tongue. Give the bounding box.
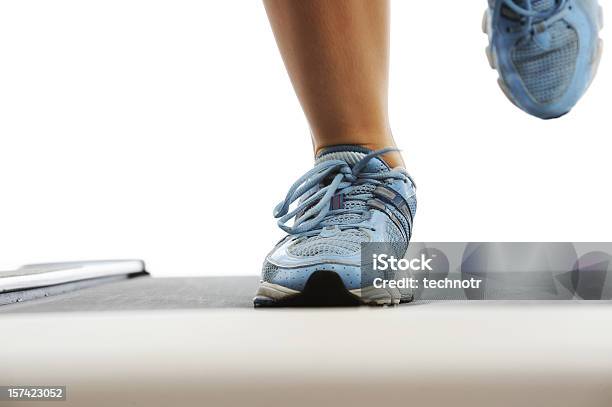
[314,146,386,227]
[538,0,556,10]
[315,145,391,173]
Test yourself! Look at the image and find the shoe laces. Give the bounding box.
[503,0,570,36]
[273,148,410,235]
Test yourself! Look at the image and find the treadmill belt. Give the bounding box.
[0,276,259,313]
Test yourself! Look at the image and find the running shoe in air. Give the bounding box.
[483,0,604,119]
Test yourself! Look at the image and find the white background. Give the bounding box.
[0,1,610,276]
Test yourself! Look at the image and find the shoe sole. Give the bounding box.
[482,5,604,117]
[253,270,409,308]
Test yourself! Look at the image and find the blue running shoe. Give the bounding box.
[483,0,604,119]
[254,146,417,307]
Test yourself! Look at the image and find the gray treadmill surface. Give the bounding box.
[2,275,610,313]
[0,276,260,313]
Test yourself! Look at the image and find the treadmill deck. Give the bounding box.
[2,274,611,407]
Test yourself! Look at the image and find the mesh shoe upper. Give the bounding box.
[512,20,579,104]
[287,229,370,258]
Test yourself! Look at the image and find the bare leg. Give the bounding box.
[263,0,403,168]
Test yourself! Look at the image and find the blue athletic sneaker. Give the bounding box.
[483,0,604,119]
[254,146,417,307]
